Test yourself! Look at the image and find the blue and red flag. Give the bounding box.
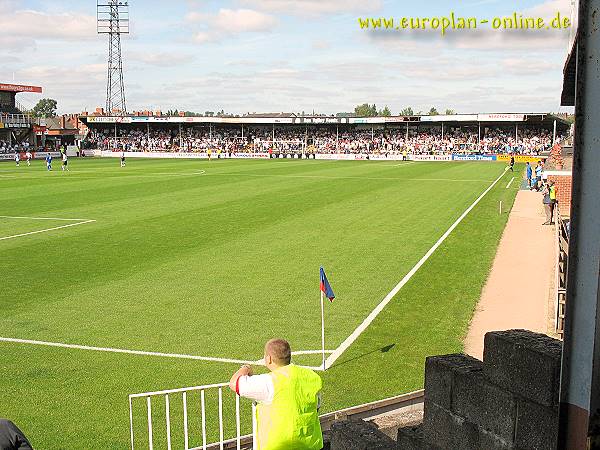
[320,267,335,302]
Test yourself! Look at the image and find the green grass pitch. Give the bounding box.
[0,158,520,449]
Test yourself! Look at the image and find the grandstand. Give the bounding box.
[80,113,570,157]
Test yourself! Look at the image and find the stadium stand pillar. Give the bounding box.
[557,0,600,448]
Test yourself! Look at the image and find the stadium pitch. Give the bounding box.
[0,158,519,448]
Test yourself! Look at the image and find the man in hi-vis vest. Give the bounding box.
[229,339,323,450]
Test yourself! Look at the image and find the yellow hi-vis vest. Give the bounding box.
[550,185,556,201]
[255,364,323,450]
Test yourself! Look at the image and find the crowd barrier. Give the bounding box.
[96,151,547,163]
[3,150,547,163]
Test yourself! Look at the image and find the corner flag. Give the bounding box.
[320,267,335,302]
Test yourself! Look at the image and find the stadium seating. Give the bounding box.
[83,125,562,156]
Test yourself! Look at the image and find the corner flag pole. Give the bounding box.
[320,289,326,371]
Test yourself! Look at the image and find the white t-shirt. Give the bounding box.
[237,374,274,404]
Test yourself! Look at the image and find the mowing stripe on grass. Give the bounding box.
[207,173,492,183]
[0,220,96,241]
[0,336,256,365]
[325,167,510,369]
[0,215,94,221]
[382,162,416,167]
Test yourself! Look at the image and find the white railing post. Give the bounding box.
[201,390,207,450]
[130,382,246,449]
[183,391,189,450]
[165,394,172,450]
[218,387,224,450]
[129,396,135,450]
[147,397,153,450]
[235,394,241,450]
[252,403,258,450]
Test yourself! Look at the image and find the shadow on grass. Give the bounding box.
[329,343,396,369]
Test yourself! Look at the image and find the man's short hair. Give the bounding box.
[265,339,291,366]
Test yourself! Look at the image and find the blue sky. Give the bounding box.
[0,0,575,114]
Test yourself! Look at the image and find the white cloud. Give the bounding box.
[4,64,106,112]
[239,0,383,17]
[522,0,572,18]
[0,9,96,46]
[502,58,560,75]
[187,8,277,43]
[129,52,193,67]
[213,8,277,32]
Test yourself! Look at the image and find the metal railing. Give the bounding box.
[555,210,570,338]
[0,112,35,125]
[129,381,425,450]
[129,382,256,450]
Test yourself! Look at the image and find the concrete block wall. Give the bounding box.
[329,330,562,450]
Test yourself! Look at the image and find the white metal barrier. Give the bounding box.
[129,382,256,450]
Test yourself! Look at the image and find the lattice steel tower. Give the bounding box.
[97,1,129,115]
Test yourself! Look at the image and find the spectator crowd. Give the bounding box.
[83,125,561,156]
[0,140,32,154]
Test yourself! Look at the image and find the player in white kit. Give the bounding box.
[61,152,69,171]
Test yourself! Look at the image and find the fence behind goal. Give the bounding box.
[129,382,256,450]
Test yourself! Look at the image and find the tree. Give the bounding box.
[354,103,377,117]
[31,98,58,118]
[378,106,391,117]
[400,107,414,116]
[428,107,439,116]
[444,109,456,115]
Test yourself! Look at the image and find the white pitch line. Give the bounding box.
[325,167,510,369]
[506,177,515,189]
[0,219,96,241]
[0,215,93,221]
[252,349,335,365]
[0,337,256,365]
[292,350,334,355]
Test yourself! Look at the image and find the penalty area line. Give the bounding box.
[0,219,96,241]
[0,336,256,366]
[506,177,515,189]
[325,167,510,370]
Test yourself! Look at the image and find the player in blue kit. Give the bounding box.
[45,154,52,171]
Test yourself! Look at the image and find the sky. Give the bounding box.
[0,0,576,115]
